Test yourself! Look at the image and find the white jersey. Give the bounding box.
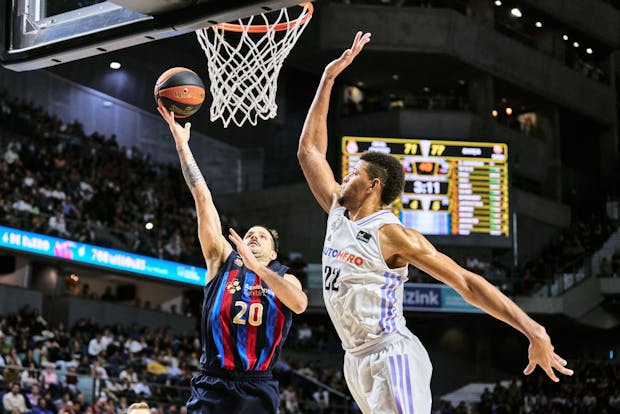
[322,205,411,353]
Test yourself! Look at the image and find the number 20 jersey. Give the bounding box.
[200,252,292,372]
[322,206,410,353]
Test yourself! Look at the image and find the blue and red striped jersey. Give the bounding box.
[199,251,292,372]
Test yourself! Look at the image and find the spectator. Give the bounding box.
[48,210,69,237]
[20,362,40,388]
[88,333,105,358]
[26,384,41,408]
[133,378,152,398]
[41,361,60,393]
[33,398,54,414]
[2,383,28,414]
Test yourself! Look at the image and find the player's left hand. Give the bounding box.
[228,228,261,273]
[523,332,573,382]
[323,31,371,80]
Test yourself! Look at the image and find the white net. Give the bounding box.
[196,4,313,128]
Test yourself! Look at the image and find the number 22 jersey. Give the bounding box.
[322,206,410,353]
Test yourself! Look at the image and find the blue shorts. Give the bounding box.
[186,370,279,414]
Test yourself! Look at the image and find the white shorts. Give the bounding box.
[343,334,433,414]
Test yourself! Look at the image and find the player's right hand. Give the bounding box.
[158,106,191,149]
[323,31,371,80]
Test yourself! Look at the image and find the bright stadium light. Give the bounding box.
[494,0,502,6]
[109,61,121,70]
[535,21,542,28]
[573,42,580,48]
[510,8,522,17]
[145,222,154,230]
[586,48,593,54]
[562,34,569,41]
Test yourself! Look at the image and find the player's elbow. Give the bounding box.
[290,293,308,314]
[297,146,310,164]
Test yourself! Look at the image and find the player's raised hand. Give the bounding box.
[228,228,261,273]
[323,31,371,80]
[523,332,573,382]
[158,106,191,149]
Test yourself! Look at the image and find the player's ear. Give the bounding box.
[269,250,277,261]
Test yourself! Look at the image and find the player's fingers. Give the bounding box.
[228,228,242,242]
[157,106,170,123]
[184,122,191,131]
[542,364,559,382]
[353,31,362,46]
[227,232,241,247]
[552,361,573,376]
[361,32,371,46]
[553,354,567,366]
[523,361,535,375]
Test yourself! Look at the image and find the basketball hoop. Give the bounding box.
[196,3,313,128]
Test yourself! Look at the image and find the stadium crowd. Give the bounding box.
[476,359,620,414]
[0,305,353,414]
[2,304,618,414]
[0,89,235,268]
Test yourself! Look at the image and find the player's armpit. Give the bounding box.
[379,225,471,293]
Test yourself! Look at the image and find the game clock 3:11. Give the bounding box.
[404,180,448,195]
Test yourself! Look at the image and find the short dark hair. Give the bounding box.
[360,151,405,205]
[253,225,279,253]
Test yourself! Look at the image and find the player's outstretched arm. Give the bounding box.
[298,31,371,212]
[228,228,307,314]
[380,224,574,382]
[159,107,232,281]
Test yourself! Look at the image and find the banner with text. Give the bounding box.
[403,283,482,313]
[0,226,206,286]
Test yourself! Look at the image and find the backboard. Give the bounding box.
[0,0,306,71]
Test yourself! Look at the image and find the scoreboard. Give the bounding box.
[342,137,509,237]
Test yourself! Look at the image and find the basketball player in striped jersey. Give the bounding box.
[298,32,573,414]
[158,106,307,414]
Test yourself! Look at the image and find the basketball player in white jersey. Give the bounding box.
[297,31,574,414]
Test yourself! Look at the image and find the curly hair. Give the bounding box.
[360,151,405,205]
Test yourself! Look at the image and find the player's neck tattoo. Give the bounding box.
[179,149,205,188]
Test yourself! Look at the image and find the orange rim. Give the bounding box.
[213,2,313,33]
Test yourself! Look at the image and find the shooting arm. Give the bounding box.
[160,107,231,279]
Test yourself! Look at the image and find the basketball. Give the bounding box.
[154,67,205,118]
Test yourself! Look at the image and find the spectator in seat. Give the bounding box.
[88,333,105,358]
[26,384,41,408]
[33,398,53,414]
[48,210,69,237]
[133,377,152,398]
[2,383,27,414]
